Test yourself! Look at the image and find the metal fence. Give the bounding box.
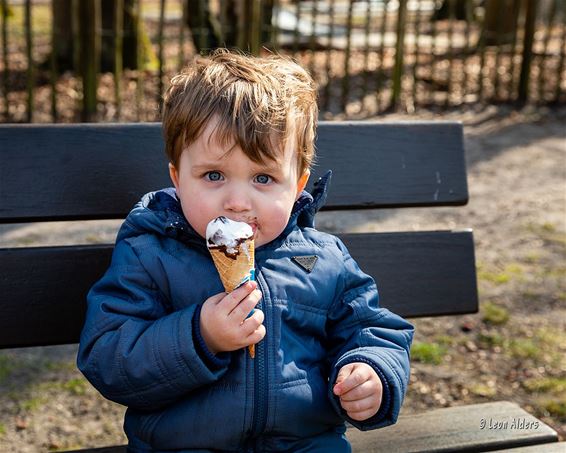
[1,0,565,123]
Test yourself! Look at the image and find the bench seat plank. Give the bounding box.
[62,402,559,453]
[346,402,559,452]
[491,443,566,452]
[0,122,468,222]
[0,230,477,348]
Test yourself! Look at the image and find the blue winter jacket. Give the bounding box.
[77,173,414,452]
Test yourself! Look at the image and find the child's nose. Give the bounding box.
[223,186,252,213]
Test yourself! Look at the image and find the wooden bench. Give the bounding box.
[0,122,560,452]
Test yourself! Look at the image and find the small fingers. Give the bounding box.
[206,292,228,305]
[339,380,379,402]
[230,289,262,322]
[339,395,379,415]
[218,281,257,314]
[246,323,266,346]
[241,309,264,336]
[334,364,370,396]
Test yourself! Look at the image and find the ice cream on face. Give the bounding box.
[206,216,254,258]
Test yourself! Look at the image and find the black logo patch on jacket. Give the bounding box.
[291,256,318,273]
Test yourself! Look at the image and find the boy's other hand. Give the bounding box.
[199,281,265,355]
[333,362,382,422]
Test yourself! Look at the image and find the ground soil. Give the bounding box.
[0,105,565,451]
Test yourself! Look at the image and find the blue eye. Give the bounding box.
[205,171,223,182]
[254,174,271,185]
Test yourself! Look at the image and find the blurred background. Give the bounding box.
[0,0,564,123]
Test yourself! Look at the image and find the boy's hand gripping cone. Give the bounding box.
[206,216,256,358]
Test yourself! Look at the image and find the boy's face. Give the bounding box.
[169,118,310,248]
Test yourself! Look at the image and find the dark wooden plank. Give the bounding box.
[0,122,468,222]
[0,123,168,223]
[0,245,112,348]
[342,230,478,317]
[347,402,559,452]
[0,231,477,348]
[312,122,468,209]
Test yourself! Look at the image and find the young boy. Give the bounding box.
[78,49,413,452]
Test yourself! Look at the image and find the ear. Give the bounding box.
[296,169,310,200]
[169,162,180,190]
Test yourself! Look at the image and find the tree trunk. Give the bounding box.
[483,0,518,45]
[79,0,100,121]
[52,0,140,72]
[101,0,139,71]
[186,0,222,53]
[186,0,275,53]
[51,0,75,71]
[432,0,470,21]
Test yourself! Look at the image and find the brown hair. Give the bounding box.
[162,49,318,176]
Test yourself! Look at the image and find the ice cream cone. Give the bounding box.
[206,217,257,359]
[209,239,256,358]
[209,238,255,292]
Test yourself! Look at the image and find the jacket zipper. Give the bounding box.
[250,270,269,443]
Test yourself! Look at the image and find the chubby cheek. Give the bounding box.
[255,201,294,247]
[177,189,216,240]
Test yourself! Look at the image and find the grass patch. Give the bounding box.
[478,332,505,349]
[0,355,18,383]
[535,327,566,348]
[411,342,447,365]
[523,251,542,263]
[477,262,524,286]
[523,377,566,394]
[482,302,510,325]
[21,395,47,412]
[477,329,563,365]
[0,423,5,437]
[541,397,566,419]
[478,269,510,284]
[62,378,89,396]
[521,289,541,302]
[468,383,497,397]
[528,222,566,247]
[537,266,566,279]
[508,338,539,359]
[435,335,456,346]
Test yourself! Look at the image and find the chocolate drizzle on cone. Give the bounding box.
[207,237,250,260]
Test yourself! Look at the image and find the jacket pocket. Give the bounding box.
[143,384,248,450]
[272,366,344,438]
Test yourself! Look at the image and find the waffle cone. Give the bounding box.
[209,239,254,292]
[209,238,256,359]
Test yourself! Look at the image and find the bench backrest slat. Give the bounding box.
[0,230,477,349]
[0,122,468,222]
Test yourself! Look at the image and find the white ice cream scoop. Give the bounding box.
[206,216,254,256]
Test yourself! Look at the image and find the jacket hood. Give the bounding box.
[117,170,333,246]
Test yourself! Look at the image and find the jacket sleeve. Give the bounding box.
[326,238,414,431]
[77,238,230,411]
